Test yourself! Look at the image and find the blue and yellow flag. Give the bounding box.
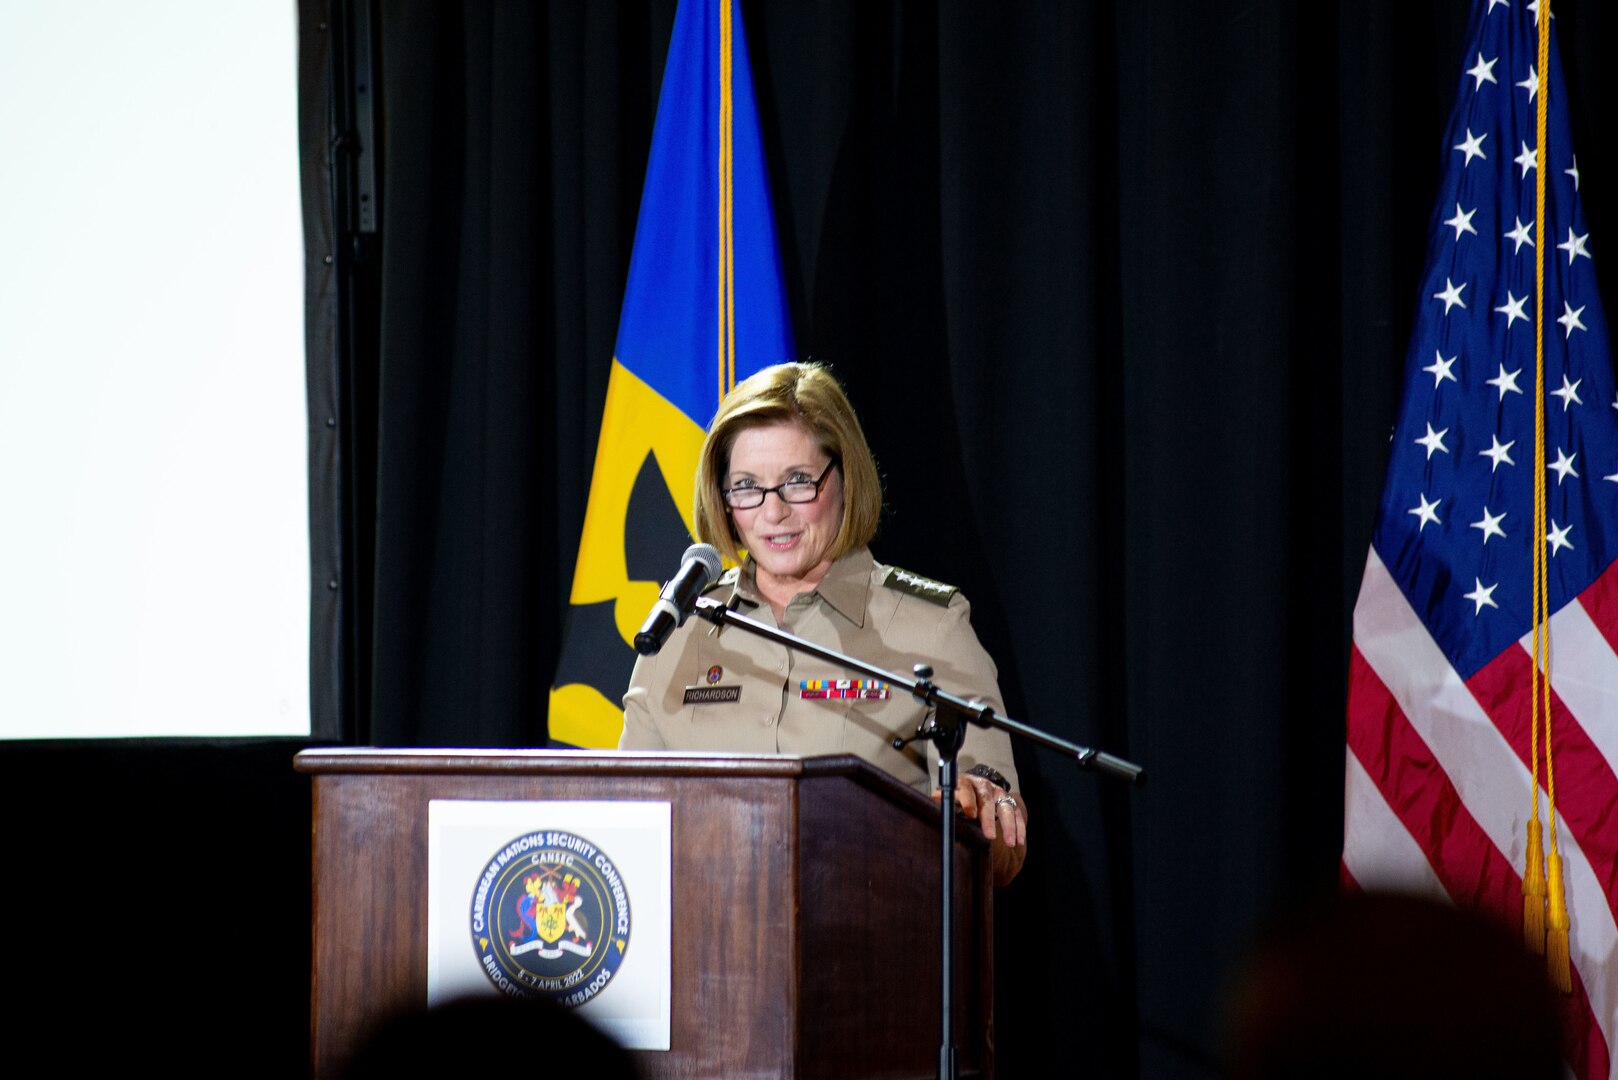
[548,0,794,748]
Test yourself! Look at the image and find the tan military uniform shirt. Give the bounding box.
[619,547,1020,794]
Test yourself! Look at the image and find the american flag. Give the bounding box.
[1344,2,1618,1075]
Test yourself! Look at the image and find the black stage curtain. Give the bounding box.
[335,2,1618,1074]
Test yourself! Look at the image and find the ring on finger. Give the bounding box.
[996,795,1018,809]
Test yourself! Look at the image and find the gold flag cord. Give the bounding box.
[718,0,737,403]
[1526,0,1572,995]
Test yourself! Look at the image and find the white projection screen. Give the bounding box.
[0,2,310,738]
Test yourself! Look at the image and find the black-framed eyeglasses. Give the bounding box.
[722,459,838,509]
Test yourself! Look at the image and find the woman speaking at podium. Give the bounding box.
[619,362,1027,885]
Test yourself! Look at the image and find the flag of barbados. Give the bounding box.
[547,0,794,748]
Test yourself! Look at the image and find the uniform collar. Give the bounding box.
[814,547,873,627]
[730,547,873,628]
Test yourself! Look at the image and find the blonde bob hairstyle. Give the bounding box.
[694,362,883,566]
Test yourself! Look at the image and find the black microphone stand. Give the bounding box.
[688,595,1143,1080]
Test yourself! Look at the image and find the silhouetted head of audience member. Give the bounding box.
[1221,890,1563,1080]
[341,994,642,1079]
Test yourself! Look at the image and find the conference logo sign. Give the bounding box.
[469,830,631,1006]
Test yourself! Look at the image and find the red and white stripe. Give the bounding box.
[1346,547,1618,1079]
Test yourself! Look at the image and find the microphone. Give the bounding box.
[634,543,723,655]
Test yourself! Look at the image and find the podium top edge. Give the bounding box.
[293,748,882,780]
[292,748,972,842]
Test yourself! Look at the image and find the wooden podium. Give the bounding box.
[295,749,995,1078]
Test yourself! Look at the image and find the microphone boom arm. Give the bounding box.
[689,596,1144,784]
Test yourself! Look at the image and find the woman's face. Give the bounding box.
[724,420,844,588]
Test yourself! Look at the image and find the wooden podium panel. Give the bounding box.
[295,750,993,1079]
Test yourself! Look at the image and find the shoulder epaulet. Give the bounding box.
[882,566,958,606]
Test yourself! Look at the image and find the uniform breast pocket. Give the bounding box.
[787,679,864,757]
[842,692,928,784]
[678,652,782,753]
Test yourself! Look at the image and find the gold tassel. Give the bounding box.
[1524,0,1567,1000]
[1523,821,1547,954]
[1546,850,1572,994]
